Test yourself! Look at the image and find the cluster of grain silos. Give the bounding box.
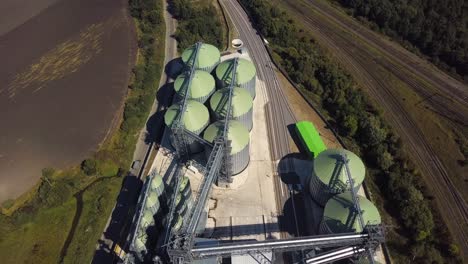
[165,41,257,177]
[129,173,165,260]
[306,148,382,235]
[182,43,221,72]
[210,87,253,131]
[172,176,193,232]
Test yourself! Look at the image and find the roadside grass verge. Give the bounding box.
[61,176,123,263]
[0,0,166,262]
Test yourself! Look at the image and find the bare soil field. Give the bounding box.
[0,0,136,202]
[275,0,468,257]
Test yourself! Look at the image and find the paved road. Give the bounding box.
[92,2,178,262]
[131,2,177,179]
[220,0,300,239]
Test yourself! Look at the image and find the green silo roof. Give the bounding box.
[151,174,163,190]
[203,120,249,155]
[174,70,215,99]
[174,215,184,230]
[216,58,256,85]
[142,210,154,224]
[164,100,209,132]
[210,87,253,117]
[179,177,189,192]
[182,43,220,69]
[176,193,183,205]
[313,149,365,187]
[323,192,381,233]
[134,235,147,252]
[146,192,159,208]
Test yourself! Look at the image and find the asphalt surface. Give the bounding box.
[220,0,301,239]
[279,0,468,256]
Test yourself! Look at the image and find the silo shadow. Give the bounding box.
[279,192,308,236]
[165,58,185,80]
[156,82,175,109]
[278,153,312,187]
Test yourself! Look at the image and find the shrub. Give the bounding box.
[81,159,97,176]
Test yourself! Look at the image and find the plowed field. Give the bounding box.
[0,0,136,202]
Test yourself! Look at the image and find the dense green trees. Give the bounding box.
[123,0,163,138]
[81,159,97,176]
[240,0,461,262]
[337,0,468,79]
[170,0,224,51]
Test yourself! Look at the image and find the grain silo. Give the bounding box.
[215,58,256,98]
[133,233,147,255]
[210,87,254,131]
[319,192,381,234]
[174,70,216,103]
[203,120,250,175]
[164,100,210,153]
[308,149,365,206]
[145,192,160,214]
[176,193,187,215]
[150,173,164,197]
[141,210,154,228]
[172,215,184,232]
[182,43,221,72]
[179,176,191,198]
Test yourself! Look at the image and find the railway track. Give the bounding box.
[279,0,468,253]
[221,0,299,240]
[305,0,468,106]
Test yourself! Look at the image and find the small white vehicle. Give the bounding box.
[131,160,141,170]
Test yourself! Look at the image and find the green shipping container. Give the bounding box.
[295,121,327,158]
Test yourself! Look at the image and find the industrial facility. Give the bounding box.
[122,42,385,264]
[308,148,366,206]
[173,70,216,103]
[210,87,253,131]
[215,58,257,98]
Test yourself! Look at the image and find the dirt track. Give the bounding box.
[277,0,468,257]
[0,0,136,202]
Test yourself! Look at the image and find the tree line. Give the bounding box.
[337,0,468,79]
[169,0,224,51]
[118,0,164,160]
[239,0,462,262]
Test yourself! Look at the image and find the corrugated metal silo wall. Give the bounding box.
[213,108,253,132]
[146,199,160,215]
[181,180,192,197]
[309,174,362,207]
[150,176,165,197]
[174,88,215,104]
[214,74,256,99]
[197,58,220,73]
[232,142,250,175]
[319,220,333,235]
[238,76,256,99]
[168,118,209,154]
[238,108,253,131]
[308,174,333,207]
